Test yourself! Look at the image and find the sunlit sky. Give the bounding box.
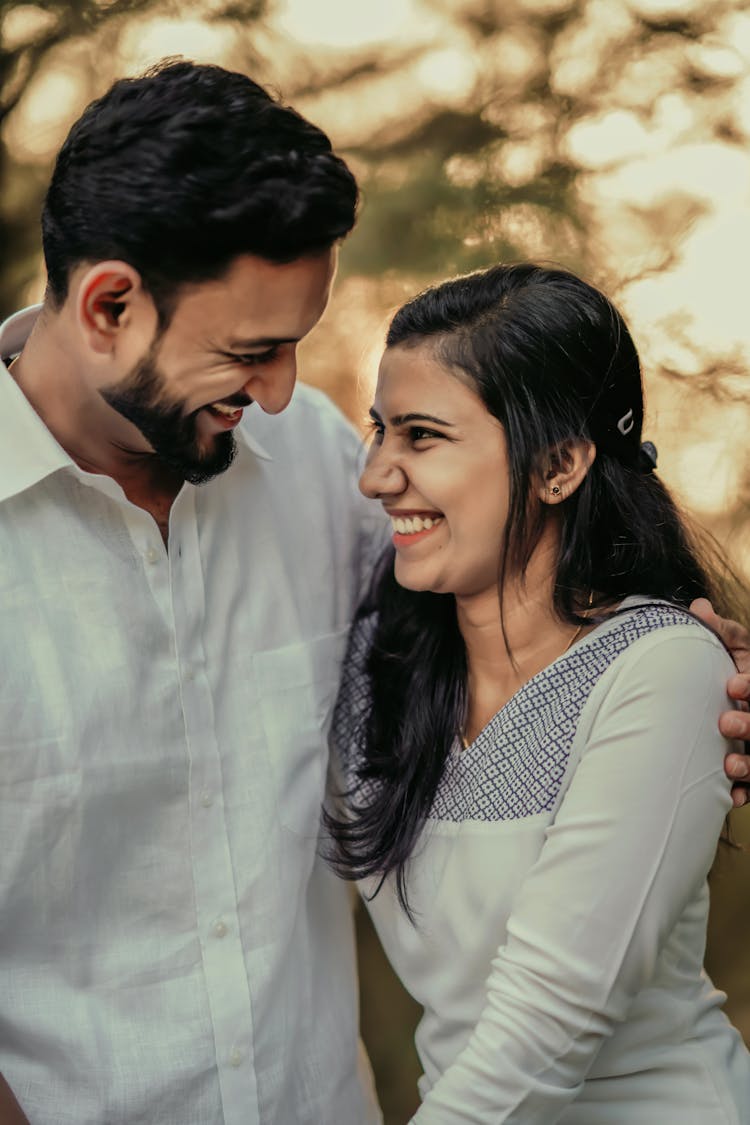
[273,0,428,48]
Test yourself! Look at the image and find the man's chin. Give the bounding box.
[158,432,238,485]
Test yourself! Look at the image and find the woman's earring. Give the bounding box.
[550,485,561,496]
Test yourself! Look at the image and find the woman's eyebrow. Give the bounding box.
[368,407,454,427]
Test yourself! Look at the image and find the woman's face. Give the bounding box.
[360,341,511,601]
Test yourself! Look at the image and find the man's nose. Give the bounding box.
[244,353,297,415]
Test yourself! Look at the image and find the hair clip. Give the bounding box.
[617,408,634,435]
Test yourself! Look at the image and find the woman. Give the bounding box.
[328,263,750,1122]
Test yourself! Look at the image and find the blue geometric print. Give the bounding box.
[333,603,704,825]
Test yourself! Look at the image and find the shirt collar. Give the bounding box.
[0,304,271,504]
[0,306,75,503]
[234,419,272,463]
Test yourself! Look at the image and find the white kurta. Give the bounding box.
[335,600,750,1123]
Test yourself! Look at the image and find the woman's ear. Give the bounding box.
[537,439,596,505]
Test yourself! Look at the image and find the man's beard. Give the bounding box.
[100,342,237,484]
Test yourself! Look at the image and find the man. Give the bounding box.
[1,57,748,1125]
[0,60,383,1124]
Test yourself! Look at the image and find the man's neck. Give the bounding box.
[9,313,183,542]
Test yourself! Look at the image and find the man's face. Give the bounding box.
[99,250,337,483]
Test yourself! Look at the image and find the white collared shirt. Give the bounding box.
[0,306,384,1125]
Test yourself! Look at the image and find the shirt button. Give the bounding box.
[200,790,213,808]
[144,546,159,564]
[212,919,228,939]
[228,1047,243,1068]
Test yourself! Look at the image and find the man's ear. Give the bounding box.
[537,439,596,505]
[75,261,157,356]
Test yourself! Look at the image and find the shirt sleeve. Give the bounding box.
[411,628,736,1124]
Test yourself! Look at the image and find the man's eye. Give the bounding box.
[234,346,279,366]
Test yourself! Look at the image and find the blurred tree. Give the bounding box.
[286,0,750,569]
[0,0,267,319]
[1,0,151,315]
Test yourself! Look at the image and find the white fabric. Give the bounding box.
[0,306,384,1125]
[354,606,750,1123]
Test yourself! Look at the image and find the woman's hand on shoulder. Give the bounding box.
[691,598,750,807]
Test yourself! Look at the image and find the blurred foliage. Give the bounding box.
[0,0,268,317]
[2,0,750,1121]
[1,0,146,313]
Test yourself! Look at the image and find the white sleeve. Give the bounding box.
[411,628,736,1124]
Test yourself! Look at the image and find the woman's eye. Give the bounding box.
[366,419,385,444]
[409,426,441,442]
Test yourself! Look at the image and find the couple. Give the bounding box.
[0,59,748,1124]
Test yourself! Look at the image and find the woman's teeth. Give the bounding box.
[391,515,442,534]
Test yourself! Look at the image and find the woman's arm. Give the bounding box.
[411,629,736,1124]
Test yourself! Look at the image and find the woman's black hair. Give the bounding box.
[326,262,731,915]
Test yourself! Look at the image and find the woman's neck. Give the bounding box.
[456,542,589,743]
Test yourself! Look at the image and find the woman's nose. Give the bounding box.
[359,444,407,499]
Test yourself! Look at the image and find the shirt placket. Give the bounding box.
[140,487,261,1124]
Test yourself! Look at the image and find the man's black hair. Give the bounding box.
[42,59,358,319]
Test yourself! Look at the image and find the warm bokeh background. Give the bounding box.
[2,0,750,1120]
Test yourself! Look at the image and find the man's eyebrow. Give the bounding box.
[224,335,300,350]
[368,406,454,427]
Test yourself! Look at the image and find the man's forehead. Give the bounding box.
[158,252,336,349]
[178,250,335,305]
